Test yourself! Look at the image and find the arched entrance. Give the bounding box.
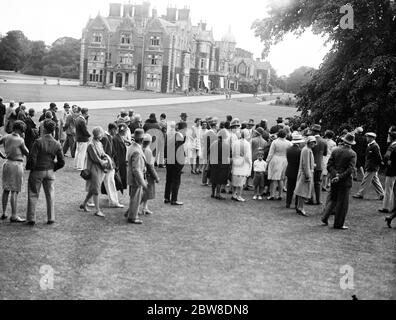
[115,73,123,88]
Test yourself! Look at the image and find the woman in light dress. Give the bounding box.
[321,130,337,190]
[266,129,292,200]
[189,118,202,174]
[294,136,317,216]
[231,129,252,202]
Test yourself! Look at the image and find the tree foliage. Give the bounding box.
[0,32,80,79]
[252,0,396,148]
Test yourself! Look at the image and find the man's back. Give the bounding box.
[312,136,328,170]
[328,146,356,187]
[286,145,301,179]
[27,135,65,171]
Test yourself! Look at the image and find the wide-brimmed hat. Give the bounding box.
[355,127,363,133]
[247,119,255,126]
[255,127,265,136]
[276,117,283,122]
[306,135,317,144]
[291,133,305,144]
[143,133,152,142]
[230,118,241,128]
[311,124,322,132]
[365,132,376,138]
[117,122,128,132]
[180,112,187,118]
[342,133,356,145]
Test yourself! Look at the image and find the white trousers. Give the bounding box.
[382,176,396,211]
[74,142,88,170]
[103,169,119,206]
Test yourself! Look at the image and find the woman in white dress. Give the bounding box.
[266,129,292,200]
[189,118,202,174]
[231,129,252,202]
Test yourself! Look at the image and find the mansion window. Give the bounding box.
[119,53,133,64]
[93,33,102,43]
[148,54,161,65]
[200,58,205,69]
[150,36,160,46]
[121,33,131,44]
[90,51,104,62]
[146,73,160,88]
[89,69,103,82]
[238,63,247,75]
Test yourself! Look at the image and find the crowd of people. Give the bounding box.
[0,95,395,229]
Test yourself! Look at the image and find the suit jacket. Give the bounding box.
[127,141,146,188]
[384,141,396,177]
[0,102,5,127]
[327,145,357,188]
[285,144,301,180]
[312,135,328,170]
[364,141,382,172]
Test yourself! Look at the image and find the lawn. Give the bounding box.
[0,99,395,300]
[0,83,173,103]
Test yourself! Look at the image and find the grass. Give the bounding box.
[0,99,395,300]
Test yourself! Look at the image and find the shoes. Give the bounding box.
[296,209,308,217]
[231,196,238,201]
[385,217,392,228]
[47,220,55,225]
[144,209,153,215]
[197,170,202,174]
[158,164,165,168]
[215,195,226,200]
[201,183,209,186]
[258,196,263,200]
[228,190,233,194]
[191,170,197,175]
[352,194,363,199]
[1,214,8,220]
[321,218,328,226]
[305,200,315,205]
[334,225,349,230]
[94,211,105,218]
[253,195,257,200]
[277,197,282,201]
[26,221,35,226]
[110,203,125,208]
[164,199,171,204]
[220,189,226,193]
[378,209,390,213]
[322,187,328,192]
[171,201,183,206]
[128,219,143,224]
[378,195,384,201]
[80,204,90,212]
[236,196,246,202]
[87,203,95,207]
[267,196,274,200]
[124,211,129,218]
[10,216,26,223]
[211,194,215,198]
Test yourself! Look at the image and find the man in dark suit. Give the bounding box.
[353,132,384,200]
[270,117,283,134]
[285,133,305,208]
[307,124,328,205]
[164,122,186,205]
[321,133,357,230]
[0,97,6,129]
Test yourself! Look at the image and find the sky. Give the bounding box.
[0,0,330,76]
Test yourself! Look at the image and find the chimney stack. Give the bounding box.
[166,7,177,21]
[109,3,121,17]
[178,7,190,21]
[152,8,158,18]
[123,4,133,17]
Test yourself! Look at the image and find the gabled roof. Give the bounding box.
[146,17,174,33]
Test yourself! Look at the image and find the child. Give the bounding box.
[253,150,267,200]
[140,134,160,215]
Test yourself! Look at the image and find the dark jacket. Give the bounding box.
[26,134,65,172]
[312,135,328,171]
[75,115,91,142]
[24,116,38,151]
[113,134,127,190]
[364,141,382,172]
[143,119,161,133]
[384,142,396,177]
[327,145,357,188]
[0,102,6,127]
[352,133,367,167]
[285,144,301,180]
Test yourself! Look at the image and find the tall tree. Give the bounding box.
[22,41,47,75]
[0,30,30,71]
[287,66,315,93]
[252,0,396,148]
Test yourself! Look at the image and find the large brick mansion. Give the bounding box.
[79,2,271,93]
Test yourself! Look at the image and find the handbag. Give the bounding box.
[80,169,91,180]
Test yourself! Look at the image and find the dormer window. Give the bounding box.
[150,36,160,46]
[93,33,102,43]
[121,33,131,44]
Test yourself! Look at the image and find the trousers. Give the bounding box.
[63,134,76,157]
[127,186,143,221]
[286,177,298,207]
[27,170,55,222]
[103,169,119,206]
[74,141,88,170]
[382,176,396,211]
[165,164,183,202]
[356,170,384,197]
[322,183,351,228]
